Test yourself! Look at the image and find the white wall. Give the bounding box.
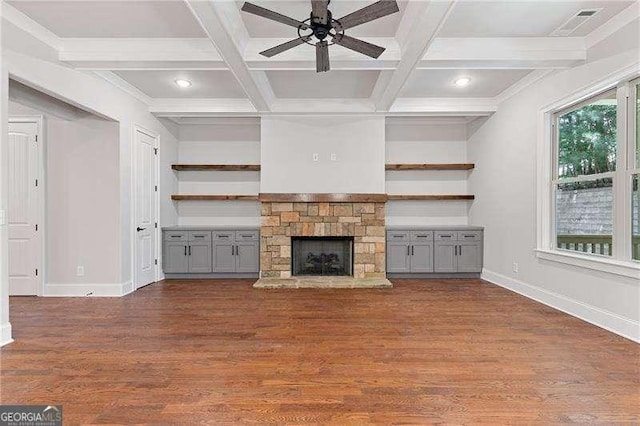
[468,25,640,340]
[261,116,386,194]
[1,44,178,303]
[0,12,13,345]
[177,119,260,226]
[9,84,121,286]
[386,118,471,226]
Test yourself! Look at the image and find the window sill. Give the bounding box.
[535,249,640,280]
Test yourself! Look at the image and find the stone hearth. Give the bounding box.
[256,197,389,288]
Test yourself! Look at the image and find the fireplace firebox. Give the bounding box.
[291,237,354,276]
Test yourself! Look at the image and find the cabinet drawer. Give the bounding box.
[188,231,211,242]
[410,231,433,241]
[387,231,409,242]
[458,231,482,242]
[235,230,259,241]
[435,231,458,241]
[213,231,235,241]
[164,231,187,242]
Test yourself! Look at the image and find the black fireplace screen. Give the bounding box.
[291,237,354,276]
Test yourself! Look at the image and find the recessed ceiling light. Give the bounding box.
[454,77,471,87]
[175,79,192,88]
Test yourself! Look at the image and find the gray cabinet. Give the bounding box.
[387,227,483,276]
[163,231,212,273]
[163,228,259,276]
[212,230,259,273]
[434,230,483,273]
[386,231,434,273]
[164,241,189,273]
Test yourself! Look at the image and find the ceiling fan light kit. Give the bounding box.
[241,0,399,72]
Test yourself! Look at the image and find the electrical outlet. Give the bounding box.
[512,262,519,274]
[330,153,337,161]
[312,153,319,161]
[77,266,85,277]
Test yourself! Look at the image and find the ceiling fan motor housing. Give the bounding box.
[310,10,332,40]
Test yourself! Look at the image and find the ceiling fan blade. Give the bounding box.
[332,34,385,59]
[311,0,329,25]
[333,0,399,31]
[260,36,311,58]
[316,41,330,72]
[241,2,309,30]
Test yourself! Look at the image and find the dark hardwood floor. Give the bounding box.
[2,279,638,424]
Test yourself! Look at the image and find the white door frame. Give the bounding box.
[8,115,45,296]
[132,124,160,290]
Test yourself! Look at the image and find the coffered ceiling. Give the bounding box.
[3,0,638,116]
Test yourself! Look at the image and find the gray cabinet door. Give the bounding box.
[387,243,411,273]
[236,242,259,273]
[434,242,457,273]
[188,242,212,273]
[410,243,434,273]
[457,242,482,273]
[164,242,188,273]
[213,241,236,272]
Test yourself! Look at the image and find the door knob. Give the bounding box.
[136,227,146,232]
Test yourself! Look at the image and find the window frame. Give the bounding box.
[536,70,640,279]
[551,87,618,259]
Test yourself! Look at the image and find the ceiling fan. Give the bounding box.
[241,0,399,72]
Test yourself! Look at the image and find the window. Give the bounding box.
[547,77,640,269]
[553,90,617,257]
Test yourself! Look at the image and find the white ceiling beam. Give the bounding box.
[586,2,640,49]
[148,96,496,117]
[149,98,257,117]
[419,37,586,69]
[59,38,227,69]
[56,36,587,71]
[184,0,273,111]
[372,0,456,111]
[390,98,497,116]
[1,2,62,50]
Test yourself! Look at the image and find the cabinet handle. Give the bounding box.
[459,245,462,256]
[231,246,235,256]
[184,245,187,256]
[194,235,205,238]
[411,245,414,255]
[454,246,458,256]
[188,246,191,256]
[407,246,410,256]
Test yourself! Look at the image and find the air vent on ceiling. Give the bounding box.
[551,8,602,36]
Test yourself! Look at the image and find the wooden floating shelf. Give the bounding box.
[259,193,388,203]
[171,195,259,201]
[385,163,475,171]
[172,164,261,171]
[387,195,475,201]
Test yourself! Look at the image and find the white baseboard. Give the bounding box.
[1,322,13,347]
[481,269,640,343]
[44,281,133,297]
[121,281,134,296]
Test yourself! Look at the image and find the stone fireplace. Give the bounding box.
[257,194,388,282]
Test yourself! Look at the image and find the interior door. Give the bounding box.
[8,120,41,296]
[134,128,158,289]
